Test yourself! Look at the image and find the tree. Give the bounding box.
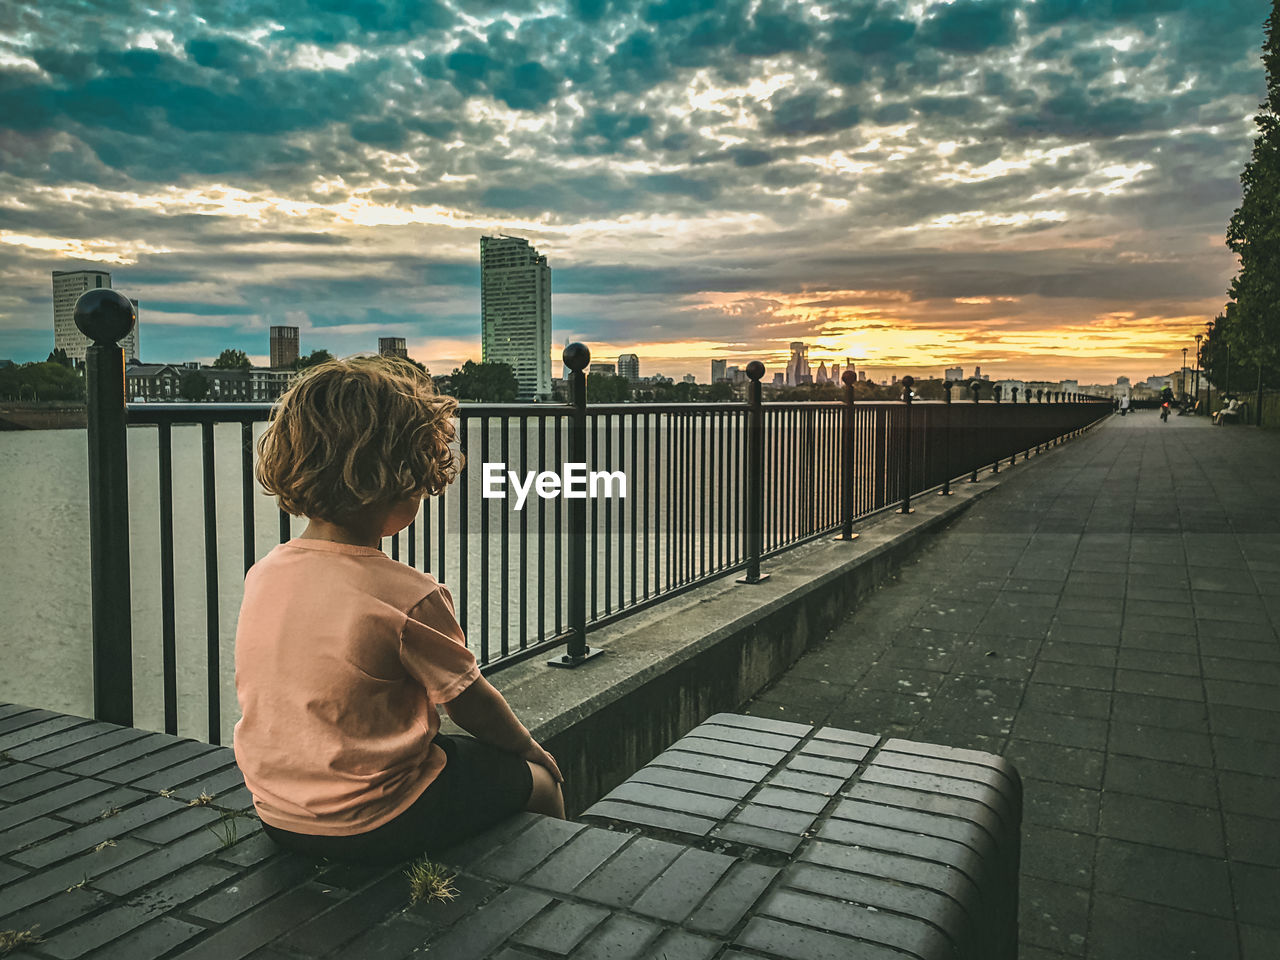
[294,349,334,371]
[46,348,72,368]
[448,360,519,401]
[0,360,84,401]
[586,373,632,402]
[212,348,252,370]
[179,370,210,401]
[1224,1,1280,388]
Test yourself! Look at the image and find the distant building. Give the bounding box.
[945,366,963,381]
[995,379,1027,399]
[682,373,696,384]
[270,326,299,369]
[1059,380,1078,394]
[127,363,291,402]
[711,359,727,382]
[858,369,866,381]
[379,337,408,359]
[617,353,640,382]
[974,366,982,379]
[590,362,616,376]
[53,270,139,362]
[772,372,784,387]
[785,342,810,386]
[816,362,829,384]
[481,235,551,400]
[1116,376,1130,388]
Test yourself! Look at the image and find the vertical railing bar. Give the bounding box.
[479,415,490,665]
[240,421,255,576]
[458,416,469,639]
[555,414,563,636]
[603,412,612,617]
[536,415,545,647]
[158,422,177,735]
[201,421,221,744]
[592,413,601,620]
[643,412,651,601]
[630,411,638,607]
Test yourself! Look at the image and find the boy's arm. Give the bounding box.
[444,678,563,782]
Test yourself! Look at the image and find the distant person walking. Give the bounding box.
[1119,394,1130,416]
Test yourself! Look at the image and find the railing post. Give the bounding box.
[939,379,954,496]
[969,379,980,483]
[77,289,136,727]
[991,384,1001,474]
[737,361,770,584]
[836,369,858,540]
[549,342,602,667]
[898,375,915,514]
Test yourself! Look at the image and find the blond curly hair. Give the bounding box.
[257,355,460,523]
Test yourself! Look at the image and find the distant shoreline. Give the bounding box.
[0,404,87,431]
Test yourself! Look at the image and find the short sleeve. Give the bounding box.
[399,586,480,703]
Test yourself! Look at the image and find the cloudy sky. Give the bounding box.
[0,0,1269,383]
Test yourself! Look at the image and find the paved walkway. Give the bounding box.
[745,412,1280,960]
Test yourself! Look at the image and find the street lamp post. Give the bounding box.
[1194,333,1203,412]
[1206,320,1215,415]
[1182,347,1188,398]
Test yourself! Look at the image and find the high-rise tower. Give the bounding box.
[270,325,299,368]
[481,235,551,401]
[52,270,139,362]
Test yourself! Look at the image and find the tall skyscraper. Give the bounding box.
[481,235,551,401]
[617,353,640,382]
[52,270,139,362]
[270,325,299,368]
[785,342,810,386]
[711,359,727,382]
[379,337,407,359]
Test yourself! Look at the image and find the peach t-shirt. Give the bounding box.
[232,538,480,836]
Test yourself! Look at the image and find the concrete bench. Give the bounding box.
[1,704,1019,960]
[582,713,1022,960]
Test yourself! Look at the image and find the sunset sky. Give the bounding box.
[0,0,1270,383]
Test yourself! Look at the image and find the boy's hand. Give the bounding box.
[520,740,564,784]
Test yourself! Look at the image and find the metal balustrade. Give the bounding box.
[74,290,1111,743]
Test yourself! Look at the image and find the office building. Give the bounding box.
[682,374,696,384]
[379,337,408,359]
[945,366,963,381]
[590,362,616,376]
[711,359,727,382]
[785,342,810,386]
[617,354,640,383]
[816,362,829,384]
[53,270,139,362]
[481,235,552,400]
[270,326,299,368]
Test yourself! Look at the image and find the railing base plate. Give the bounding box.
[897,507,916,515]
[832,533,860,542]
[736,573,772,585]
[548,647,605,668]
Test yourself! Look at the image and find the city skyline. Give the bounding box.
[0,1,1269,382]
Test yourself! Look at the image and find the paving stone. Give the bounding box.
[750,785,828,814]
[1095,837,1235,918]
[631,847,735,923]
[645,929,719,960]
[583,799,717,838]
[12,796,185,868]
[471,816,584,882]
[1114,668,1206,701]
[1098,792,1225,857]
[684,860,777,937]
[1011,710,1108,751]
[0,779,114,832]
[731,803,816,836]
[711,820,803,854]
[647,749,772,784]
[1004,740,1103,789]
[522,825,630,894]
[186,854,318,923]
[170,882,343,960]
[273,870,407,955]
[1020,825,1093,888]
[690,723,801,753]
[0,837,151,920]
[1020,779,1099,833]
[1217,771,1280,820]
[1213,735,1280,776]
[1102,755,1219,808]
[1225,813,1280,868]
[0,769,74,802]
[511,900,609,955]
[764,768,845,796]
[706,712,812,738]
[625,765,755,801]
[670,736,787,767]
[402,873,502,932]
[735,915,905,960]
[759,887,954,958]
[1109,722,1214,767]
[1018,876,1089,957]
[1208,704,1280,743]
[1087,895,1240,960]
[43,911,206,960]
[599,781,736,821]
[1021,683,1113,719]
[566,913,662,960]
[572,835,684,907]
[1241,923,1280,960]
[419,886,552,960]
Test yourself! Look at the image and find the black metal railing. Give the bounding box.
[75,292,1111,742]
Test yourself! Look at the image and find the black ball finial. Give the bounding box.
[562,341,590,372]
[74,289,136,346]
[841,369,856,387]
[943,379,954,393]
[901,375,914,388]
[745,360,765,381]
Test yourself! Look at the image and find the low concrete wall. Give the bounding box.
[475,430,1084,814]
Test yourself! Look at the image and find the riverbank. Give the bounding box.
[0,403,86,430]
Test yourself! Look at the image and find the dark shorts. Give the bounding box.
[260,734,533,865]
